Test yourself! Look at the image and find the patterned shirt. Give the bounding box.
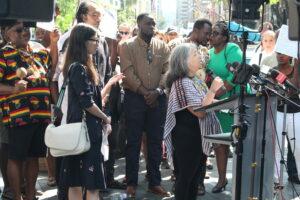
[164,77,222,168]
[0,44,51,127]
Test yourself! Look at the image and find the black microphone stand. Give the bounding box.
[249,84,262,200]
[233,31,250,200]
[227,0,269,198]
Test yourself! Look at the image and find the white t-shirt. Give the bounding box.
[250,50,277,68]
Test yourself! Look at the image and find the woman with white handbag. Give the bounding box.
[58,23,115,200]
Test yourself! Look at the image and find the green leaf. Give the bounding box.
[56,0,78,32]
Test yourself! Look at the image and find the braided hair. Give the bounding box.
[214,21,230,43]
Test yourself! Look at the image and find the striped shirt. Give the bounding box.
[164,77,222,168]
[0,45,51,127]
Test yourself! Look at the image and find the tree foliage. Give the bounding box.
[122,0,138,7]
[117,6,136,26]
[56,0,79,33]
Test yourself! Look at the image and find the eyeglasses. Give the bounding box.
[211,31,222,37]
[13,27,28,34]
[88,38,100,43]
[119,31,129,35]
[87,12,101,18]
[146,47,153,64]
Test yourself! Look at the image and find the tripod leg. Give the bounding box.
[274,111,284,183]
[286,113,300,182]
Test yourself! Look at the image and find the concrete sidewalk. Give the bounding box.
[1,154,300,200]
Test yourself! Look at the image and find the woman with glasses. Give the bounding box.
[60,23,120,200]
[207,21,245,193]
[118,23,131,42]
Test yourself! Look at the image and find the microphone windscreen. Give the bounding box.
[270,69,287,84]
[251,64,260,76]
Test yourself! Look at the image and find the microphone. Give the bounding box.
[251,64,299,92]
[205,68,214,87]
[205,68,227,91]
[226,62,240,73]
[269,69,299,92]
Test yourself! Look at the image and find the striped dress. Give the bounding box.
[164,77,222,168]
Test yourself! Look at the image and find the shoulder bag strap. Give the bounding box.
[51,63,76,123]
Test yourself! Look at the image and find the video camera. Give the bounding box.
[0,0,54,26]
[231,0,269,20]
[231,0,299,41]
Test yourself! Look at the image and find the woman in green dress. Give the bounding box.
[207,21,243,193]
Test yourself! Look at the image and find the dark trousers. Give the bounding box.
[287,139,299,179]
[104,121,118,182]
[124,90,166,187]
[105,83,123,182]
[172,110,205,200]
[198,155,207,185]
[56,157,68,200]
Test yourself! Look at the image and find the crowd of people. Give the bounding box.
[0,1,299,200]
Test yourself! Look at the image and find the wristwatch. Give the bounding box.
[156,88,164,95]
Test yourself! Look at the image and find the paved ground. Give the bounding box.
[1,153,300,200]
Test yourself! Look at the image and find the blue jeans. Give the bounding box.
[124,90,166,187]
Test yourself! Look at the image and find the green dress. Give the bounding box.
[207,43,242,133]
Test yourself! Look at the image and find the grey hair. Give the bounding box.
[165,43,197,90]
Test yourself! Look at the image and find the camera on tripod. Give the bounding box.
[231,0,269,20]
[0,0,54,26]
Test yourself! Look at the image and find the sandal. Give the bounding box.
[197,184,206,196]
[47,177,57,187]
[1,187,14,200]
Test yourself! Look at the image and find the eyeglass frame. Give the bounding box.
[88,38,100,43]
[211,31,223,37]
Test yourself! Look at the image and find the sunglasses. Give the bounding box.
[146,47,153,64]
[119,31,129,35]
[13,27,29,33]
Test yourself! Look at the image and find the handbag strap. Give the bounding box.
[56,77,69,109]
[56,62,77,109]
[52,62,86,123]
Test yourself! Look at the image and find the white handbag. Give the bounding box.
[44,63,91,157]
[45,113,90,157]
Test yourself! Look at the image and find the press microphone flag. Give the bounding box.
[228,21,261,42]
[269,69,299,92]
[253,64,299,92]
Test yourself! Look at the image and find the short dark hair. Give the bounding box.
[193,19,212,30]
[137,13,150,24]
[75,1,100,23]
[76,1,89,23]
